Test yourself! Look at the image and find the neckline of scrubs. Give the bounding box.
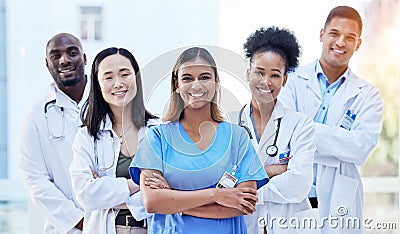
[178,120,221,153]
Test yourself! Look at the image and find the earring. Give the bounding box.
[176,88,180,94]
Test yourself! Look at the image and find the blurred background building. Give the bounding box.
[0,0,399,233]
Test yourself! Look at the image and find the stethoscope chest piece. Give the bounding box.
[266,145,278,157]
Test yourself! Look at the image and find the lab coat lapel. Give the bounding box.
[258,102,284,165]
[243,103,259,151]
[328,71,365,125]
[296,61,322,117]
[298,61,322,100]
[98,115,120,177]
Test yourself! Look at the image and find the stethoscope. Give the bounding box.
[93,124,155,171]
[44,100,65,139]
[238,104,281,157]
[94,131,116,171]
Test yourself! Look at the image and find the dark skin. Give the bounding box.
[45,33,87,103]
[45,33,86,230]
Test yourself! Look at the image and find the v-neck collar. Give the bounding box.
[178,120,221,153]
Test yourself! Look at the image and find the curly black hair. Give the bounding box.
[243,26,301,73]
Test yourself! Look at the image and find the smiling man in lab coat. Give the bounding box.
[279,6,383,234]
[18,33,89,233]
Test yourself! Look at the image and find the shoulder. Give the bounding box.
[220,121,250,141]
[146,117,162,127]
[75,126,93,143]
[283,108,311,123]
[348,70,380,91]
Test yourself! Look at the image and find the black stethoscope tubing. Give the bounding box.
[238,104,281,157]
[44,99,65,139]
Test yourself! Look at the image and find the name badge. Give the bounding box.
[279,150,291,164]
[340,110,356,130]
[216,166,240,188]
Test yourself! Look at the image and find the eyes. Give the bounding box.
[180,74,213,83]
[103,72,132,81]
[253,70,282,80]
[328,31,357,42]
[49,48,81,60]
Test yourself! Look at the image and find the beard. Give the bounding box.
[57,75,83,87]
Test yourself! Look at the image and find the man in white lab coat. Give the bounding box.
[279,6,383,234]
[18,33,89,233]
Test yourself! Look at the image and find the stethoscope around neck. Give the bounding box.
[94,131,116,171]
[44,99,65,140]
[238,104,281,157]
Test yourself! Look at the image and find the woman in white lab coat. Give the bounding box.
[69,47,159,234]
[240,27,318,233]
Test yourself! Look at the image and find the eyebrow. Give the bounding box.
[48,46,81,55]
[255,67,282,74]
[101,68,131,76]
[329,29,358,38]
[181,72,212,77]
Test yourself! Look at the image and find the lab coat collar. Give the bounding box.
[99,114,160,140]
[258,101,285,145]
[45,77,90,110]
[327,70,367,125]
[243,101,285,149]
[295,60,322,100]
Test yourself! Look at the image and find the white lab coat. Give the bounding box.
[69,115,159,234]
[279,60,383,233]
[236,101,318,234]
[18,82,89,234]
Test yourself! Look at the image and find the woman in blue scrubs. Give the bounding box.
[130,47,268,234]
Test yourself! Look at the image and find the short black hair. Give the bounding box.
[324,5,363,36]
[243,26,301,73]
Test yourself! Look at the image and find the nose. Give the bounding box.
[113,77,124,88]
[262,76,272,86]
[336,35,345,47]
[191,80,202,89]
[59,53,71,65]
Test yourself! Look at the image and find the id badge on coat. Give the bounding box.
[216,166,240,188]
[340,110,356,130]
[278,150,291,164]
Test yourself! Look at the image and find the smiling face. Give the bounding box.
[175,57,218,111]
[320,16,362,71]
[247,51,287,105]
[97,54,137,110]
[46,34,87,88]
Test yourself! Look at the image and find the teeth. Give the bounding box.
[190,92,205,97]
[113,91,126,96]
[257,87,271,94]
[60,69,73,73]
[333,49,344,54]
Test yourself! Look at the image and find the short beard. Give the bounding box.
[59,75,83,87]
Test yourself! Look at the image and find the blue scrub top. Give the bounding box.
[130,121,268,234]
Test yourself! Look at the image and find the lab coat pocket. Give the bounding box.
[329,174,358,217]
[291,208,321,234]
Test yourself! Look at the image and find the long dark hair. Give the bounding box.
[81,47,157,139]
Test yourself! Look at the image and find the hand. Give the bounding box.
[91,169,100,179]
[213,187,258,214]
[127,179,140,195]
[145,172,170,189]
[265,164,287,178]
[75,218,84,231]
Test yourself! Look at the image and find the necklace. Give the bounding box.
[117,123,133,145]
